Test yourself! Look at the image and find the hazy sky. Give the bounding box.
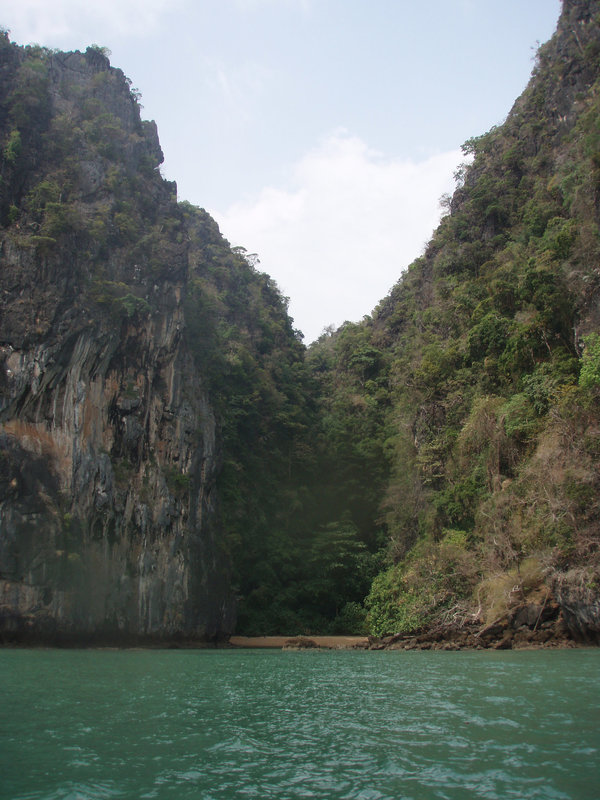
[3,0,561,341]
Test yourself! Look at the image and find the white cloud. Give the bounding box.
[214,131,463,343]
[1,0,179,44]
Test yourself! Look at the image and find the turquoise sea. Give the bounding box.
[0,648,598,800]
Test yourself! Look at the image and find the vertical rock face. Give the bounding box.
[0,306,232,641]
[0,42,238,641]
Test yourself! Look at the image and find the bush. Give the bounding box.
[3,129,21,165]
[164,467,191,495]
[366,565,432,637]
[366,535,479,637]
[579,332,600,390]
[91,281,151,319]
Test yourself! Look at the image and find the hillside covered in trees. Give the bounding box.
[301,0,600,642]
[0,0,599,644]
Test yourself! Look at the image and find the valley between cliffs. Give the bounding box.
[2,0,600,647]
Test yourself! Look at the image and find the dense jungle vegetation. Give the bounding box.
[1,0,599,638]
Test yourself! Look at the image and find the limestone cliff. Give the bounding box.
[0,41,256,641]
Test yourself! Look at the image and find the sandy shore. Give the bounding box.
[229,635,369,649]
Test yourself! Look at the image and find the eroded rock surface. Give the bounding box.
[0,43,235,642]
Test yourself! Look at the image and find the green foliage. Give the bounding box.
[579,333,600,390]
[522,353,578,414]
[3,129,21,165]
[366,566,429,637]
[25,179,61,213]
[83,112,126,159]
[177,210,327,632]
[117,293,151,318]
[366,534,479,636]
[114,209,139,241]
[500,393,538,440]
[30,234,57,253]
[9,53,51,129]
[468,313,510,362]
[305,519,376,618]
[91,281,151,319]
[164,467,191,495]
[542,217,577,259]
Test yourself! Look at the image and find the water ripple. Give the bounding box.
[0,649,598,799]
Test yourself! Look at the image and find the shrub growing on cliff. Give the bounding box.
[3,129,21,165]
[366,533,479,636]
[579,332,600,391]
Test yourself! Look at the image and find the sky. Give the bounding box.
[2,0,562,342]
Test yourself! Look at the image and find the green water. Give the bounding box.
[0,649,598,800]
